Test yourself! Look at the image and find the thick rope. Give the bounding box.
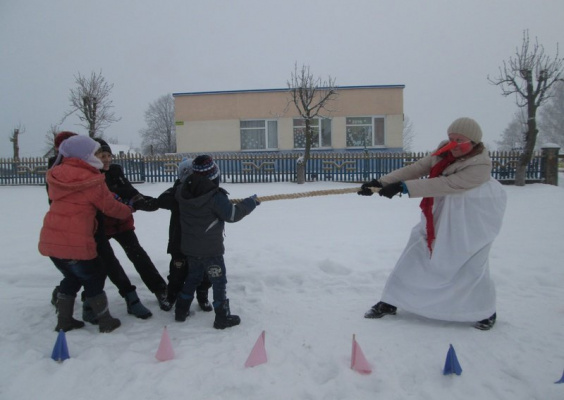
[231,186,380,203]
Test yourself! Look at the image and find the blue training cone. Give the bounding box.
[555,369,564,384]
[51,330,70,362]
[443,344,462,376]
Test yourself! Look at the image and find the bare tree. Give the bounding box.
[139,94,176,155]
[288,63,337,184]
[488,30,564,185]
[61,71,120,138]
[538,80,564,148]
[43,124,61,156]
[495,111,528,151]
[402,115,415,152]
[9,124,25,159]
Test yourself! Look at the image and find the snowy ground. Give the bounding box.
[0,179,563,400]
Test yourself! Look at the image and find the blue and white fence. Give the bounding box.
[0,151,550,186]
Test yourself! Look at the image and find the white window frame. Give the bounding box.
[292,118,332,149]
[240,119,278,151]
[345,116,386,148]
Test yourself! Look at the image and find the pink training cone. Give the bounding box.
[244,330,267,368]
[155,326,175,362]
[351,334,372,375]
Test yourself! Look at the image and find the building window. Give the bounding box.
[293,118,332,149]
[346,116,385,147]
[240,120,278,150]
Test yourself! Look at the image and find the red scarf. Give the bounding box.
[420,146,456,255]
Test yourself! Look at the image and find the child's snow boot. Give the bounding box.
[87,292,121,333]
[55,293,85,332]
[155,290,172,311]
[81,291,98,325]
[51,286,59,307]
[175,297,192,322]
[124,290,152,319]
[213,299,240,330]
[196,288,213,312]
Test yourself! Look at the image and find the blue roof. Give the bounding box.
[173,85,405,97]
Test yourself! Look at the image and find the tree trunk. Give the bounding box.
[297,120,313,185]
[296,162,306,184]
[515,103,539,186]
[514,164,527,186]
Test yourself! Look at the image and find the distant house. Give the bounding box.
[173,85,405,154]
[108,143,137,156]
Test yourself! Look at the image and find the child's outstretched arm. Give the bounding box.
[212,192,259,223]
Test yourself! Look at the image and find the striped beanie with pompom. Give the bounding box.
[191,155,220,181]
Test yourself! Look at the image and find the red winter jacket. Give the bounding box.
[38,158,132,260]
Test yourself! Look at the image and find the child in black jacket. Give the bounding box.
[157,158,212,311]
[175,155,259,329]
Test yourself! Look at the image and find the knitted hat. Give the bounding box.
[54,131,78,150]
[177,158,194,182]
[56,135,103,170]
[447,117,482,143]
[192,155,220,181]
[93,138,112,154]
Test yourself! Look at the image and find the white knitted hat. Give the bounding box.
[447,117,482,143]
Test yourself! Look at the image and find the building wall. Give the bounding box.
[174,86,404,153]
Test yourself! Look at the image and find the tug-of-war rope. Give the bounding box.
[231,186,380,204]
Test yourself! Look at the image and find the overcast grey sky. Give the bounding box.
[1,0,563,157]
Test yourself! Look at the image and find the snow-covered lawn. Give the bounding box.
[1,181,563,400]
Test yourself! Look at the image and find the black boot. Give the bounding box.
[196,288,213,312]
[124,290,152,319]
[474,313,496,331]
[155,290,172,311]
[166,258,188,307]
[51,286,60,307]
[175,297,192,322]
[87,292,121,333]
[364,301,397,319]
[213,299,240,330]
[55,293,85,332]
[81,291,98,325]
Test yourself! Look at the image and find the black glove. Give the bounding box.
[250,194,261,206]
[357,179,382,196]
[131,195,159,211]
[379,182,404,199]
[139,196,159,212]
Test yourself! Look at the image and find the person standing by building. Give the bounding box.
[359,117,506,330]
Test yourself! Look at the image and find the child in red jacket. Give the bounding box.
[39,135,131,333]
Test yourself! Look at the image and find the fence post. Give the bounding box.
[541,143,560,186]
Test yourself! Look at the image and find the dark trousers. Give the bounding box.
[168,256,212,302]
[51,257,106,298]
[111,230,167,294]
[96,234,136,297]
[179,255,227,308]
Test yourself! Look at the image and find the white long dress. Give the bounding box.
[381,178,507,322]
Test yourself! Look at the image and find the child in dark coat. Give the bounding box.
[157,158,212,310]
[94,139,171,312]
[175,155,260,329]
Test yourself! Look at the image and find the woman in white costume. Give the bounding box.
[358,117,506,330]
